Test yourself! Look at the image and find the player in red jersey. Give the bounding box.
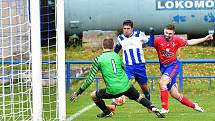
[152,24,213,114]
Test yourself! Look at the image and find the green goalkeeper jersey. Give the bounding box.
[80,51,131,95]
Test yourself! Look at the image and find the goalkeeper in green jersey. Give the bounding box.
[70,38,165,118]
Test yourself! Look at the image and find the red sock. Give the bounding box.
[160,87,168,110]
[178,95,195,108]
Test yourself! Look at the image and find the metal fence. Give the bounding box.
[1,59,215,93]
[66,59,215,92]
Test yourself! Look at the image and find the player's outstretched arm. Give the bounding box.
[146,27,154,47]
[187,34,213,46]
[70,58,99,102]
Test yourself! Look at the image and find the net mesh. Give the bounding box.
[40,0,58,120]
[0,0,32,120]
[0,0,61,120]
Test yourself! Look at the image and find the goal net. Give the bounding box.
[0,0,66,120]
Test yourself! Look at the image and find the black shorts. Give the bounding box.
[96,86,140,100]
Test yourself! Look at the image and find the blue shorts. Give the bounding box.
[160,61,180,90]
[125,63,148,85]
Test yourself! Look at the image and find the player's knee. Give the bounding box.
[160,75,170,85]
[90,91,96,97]
[159,79,169,87]
[140,84,148,90]
[90,91,101,102]
[90,91,96,99]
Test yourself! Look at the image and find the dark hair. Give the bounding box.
[123,20,133,28]
[165,24,175,30]
[103,38,114,49]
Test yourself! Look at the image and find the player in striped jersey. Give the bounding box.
[151,24,213,114]
[110,20,153,112]
[70,38,165,118]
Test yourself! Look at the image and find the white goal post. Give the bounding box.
[56,0,66,120]
[30,0,43,120]
[0,0,66,120]
[31,0,66,120]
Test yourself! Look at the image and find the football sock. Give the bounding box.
[178,95,195,108]
[143,91,150,101]
[140,84,150,101]
[160,87,168,110]
[94,100,111,114]
[139,97,154,109]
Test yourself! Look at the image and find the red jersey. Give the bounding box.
[154,35,187,65]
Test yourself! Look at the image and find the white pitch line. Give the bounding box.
[66,103,95,121]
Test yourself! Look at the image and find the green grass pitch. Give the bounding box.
[67,80,215,121]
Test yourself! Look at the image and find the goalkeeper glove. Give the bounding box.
[70,88,84,102]
[70,92,78,102]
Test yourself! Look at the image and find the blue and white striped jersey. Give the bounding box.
[116,30,149,65]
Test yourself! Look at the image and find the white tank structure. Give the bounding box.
[64,0,215,36]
